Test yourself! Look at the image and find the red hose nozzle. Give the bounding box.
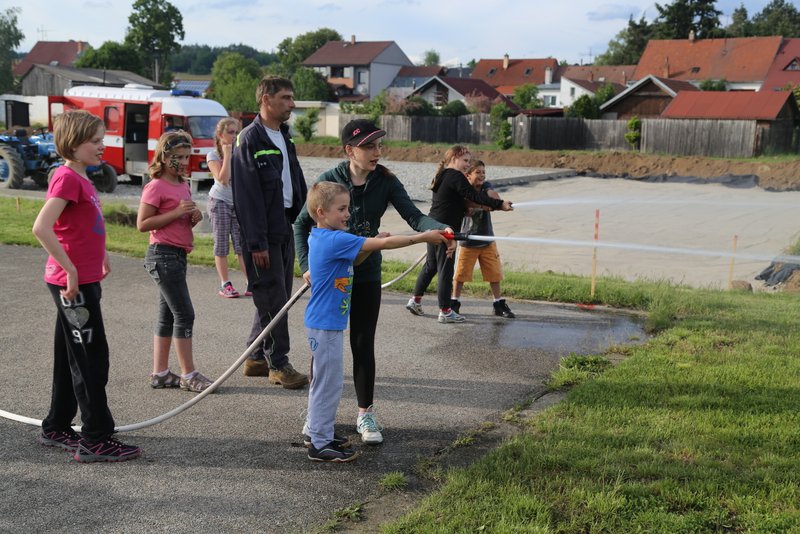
[442,230,469,240]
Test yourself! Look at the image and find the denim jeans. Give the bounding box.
[144,244,194,338]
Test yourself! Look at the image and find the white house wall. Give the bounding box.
[560,80,594,107]
[0,94,49,126]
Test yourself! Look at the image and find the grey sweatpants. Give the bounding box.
[305,328,344,449]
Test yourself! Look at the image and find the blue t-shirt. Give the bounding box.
[304,227,366,330]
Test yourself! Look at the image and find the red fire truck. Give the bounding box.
[48,84,228,192]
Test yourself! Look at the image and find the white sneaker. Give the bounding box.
[356,408,383,445]
[406,298,424,316]
[438,309,466,323]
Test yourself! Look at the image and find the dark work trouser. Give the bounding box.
[412,242,455,310]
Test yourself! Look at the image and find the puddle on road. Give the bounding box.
[481,309,647,354]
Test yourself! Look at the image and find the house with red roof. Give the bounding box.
[471,55,559,88]
[303,36,412,100]
[661,90,799,123]
[600,75,699,119]
[632,36,784,90]
[761,38,800,92]
[13,40,89,78]
[409,76,518,111]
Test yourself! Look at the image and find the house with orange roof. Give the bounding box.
[632,36,784,90]
[558,65,636,86]
[471,55,559,88]
[761,38,800,92]
[13,40,89,78]
[409,76,518,111]
[600,75,699,119]
[303,35,412,100]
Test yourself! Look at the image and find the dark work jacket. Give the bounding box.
[294,161,447,283]
[429,168,503,229]
[231,115,307,251]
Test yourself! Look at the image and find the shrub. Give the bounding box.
[439,100,468,117]
[293,108,319,142]
[624,115,641,150]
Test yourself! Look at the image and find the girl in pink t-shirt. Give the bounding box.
[32,110,141,462]
[137,131,215,394]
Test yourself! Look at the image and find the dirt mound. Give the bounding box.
[296,144,800,191]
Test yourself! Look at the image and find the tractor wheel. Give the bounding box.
[31,170,49,188]
[0,144,25,189]
[91,163,118,193]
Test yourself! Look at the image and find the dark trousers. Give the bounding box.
[144,244,194,339]
[243,236,294,370]
[349,281,381,409]
[412,242,455,309]
[42,282,115,441]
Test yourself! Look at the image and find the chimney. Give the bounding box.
[689,29,696,42]
[545,66,552,84]
[663,56,670,78]
[589,70,594,81]
[622,70,627,85]
[503,53,509,70]
[351,35,356,45]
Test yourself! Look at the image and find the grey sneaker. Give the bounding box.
[406,298,424,316]
[180,372,216,393]
[356,408,384,445]
[438,309,466,323]
[150,369,181,389]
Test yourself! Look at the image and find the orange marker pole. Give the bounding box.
[16,197,20,213]
[727,234,738,290]
[591,209,599,298]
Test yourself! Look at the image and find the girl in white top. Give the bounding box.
[207,117,249,297]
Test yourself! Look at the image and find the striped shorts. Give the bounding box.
[208,197,243,257]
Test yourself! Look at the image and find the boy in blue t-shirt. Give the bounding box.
[303,181,448,462]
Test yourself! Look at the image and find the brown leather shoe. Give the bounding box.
[244,358,269,377]
[268,363,309,389]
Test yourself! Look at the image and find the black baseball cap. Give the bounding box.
[341,119,386,147]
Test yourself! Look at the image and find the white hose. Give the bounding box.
[381,252,426,289]
[3,250,424,433]
[0,283,309,433]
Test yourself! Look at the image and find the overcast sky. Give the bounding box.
[12,0,776,66]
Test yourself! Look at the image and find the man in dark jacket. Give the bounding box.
[231,75,308,389]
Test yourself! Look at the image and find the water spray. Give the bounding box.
[511,198,800,209]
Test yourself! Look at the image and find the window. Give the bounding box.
[785,58,800,71]
[487,68,496,77]
[691,66,700,73]
[186,116,226,140]
[570,87,575,97]
[358,71,368,84]
[103,106,120,132]
[331,66,344,77]
[524,68,532,76]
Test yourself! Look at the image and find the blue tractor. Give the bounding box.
[0,128,62,189]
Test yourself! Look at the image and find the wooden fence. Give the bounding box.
[339,113,797,157]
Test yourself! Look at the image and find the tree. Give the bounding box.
[291,67,330,101]
[125,0,185,84]
[0,7,24,93]
[566,94,599,119]
[726,5,753,37]
[276,28,342,76]
[421,49,440,67]
[439,100,468,117]
[750,0,800,38]
[489,102,514,148]
[404,95,436,116]
[75,41,145,73]
[594,83,617,107]
[595,15,653,66]
[209,52,262,112]
[652,0,723,40]
[293,108,319,141]
[512,84,542,109]
[699,78,727,91]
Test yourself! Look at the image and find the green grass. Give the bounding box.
[379,472,408,492]
[382,288,800,532]
[6,197,800,531]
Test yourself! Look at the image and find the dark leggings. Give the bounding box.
[412,242,454,309]
[349,280,381,409]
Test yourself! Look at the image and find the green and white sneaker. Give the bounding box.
[356,407,383,445]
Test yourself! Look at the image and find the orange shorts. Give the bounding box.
[454,242,503,283]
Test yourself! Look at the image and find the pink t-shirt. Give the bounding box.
[44,166,106,286]
[140,178,194,252]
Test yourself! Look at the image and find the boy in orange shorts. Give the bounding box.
[451,160,515,318]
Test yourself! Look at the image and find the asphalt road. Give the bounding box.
[0,244,644,533]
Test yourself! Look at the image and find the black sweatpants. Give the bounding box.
[42,282,115,441]
[349,280,381,409]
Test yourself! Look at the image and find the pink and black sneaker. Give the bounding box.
[38,429,81,452]
[218,281,240,298]
[73,436,142,463]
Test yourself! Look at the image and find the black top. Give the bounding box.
[429,168,503,229]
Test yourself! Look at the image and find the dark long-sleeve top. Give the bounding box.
[231,115,308,250]
[429,168,503,229]
[294,161,446,283]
